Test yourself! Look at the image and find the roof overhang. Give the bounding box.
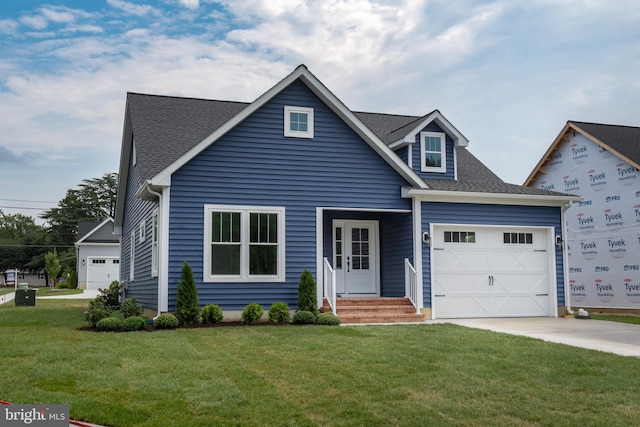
[147,65,428,190]
[402,187,582,207]
[389,110,469,149]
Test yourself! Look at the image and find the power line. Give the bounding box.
[0,244,74,248]
[0,206,50,211]
[0,198,57,204]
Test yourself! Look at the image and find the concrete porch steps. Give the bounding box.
[322,297,425,324]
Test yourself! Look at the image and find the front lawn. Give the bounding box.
[1,300,639,427]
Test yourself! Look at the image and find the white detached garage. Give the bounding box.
[75,218,120,290]
[431,225,556,318]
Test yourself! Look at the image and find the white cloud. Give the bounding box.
[178,0,200,9]
[20,15,48,30]
[0,19,19,35]
[106,0,161,17]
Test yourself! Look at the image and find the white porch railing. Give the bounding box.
[323,257,337,315]
[405,258,420,314]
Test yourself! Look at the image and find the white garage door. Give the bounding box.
[432,226,554,318]
[87,258,120,290]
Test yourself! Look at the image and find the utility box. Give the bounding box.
[15,289,36,306]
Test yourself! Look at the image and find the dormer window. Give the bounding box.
[284,106,314,138]
[420,131,446,173]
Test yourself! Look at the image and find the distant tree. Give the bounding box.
[0,210,47,271]
[41,172,117,247]
[44,249,61,287]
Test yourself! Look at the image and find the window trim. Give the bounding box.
[151,209,159,278]
[129,231,135,281]
[139,220,146,243]
[284,106,314,138]
[203,205,286,283]
[420,131,446,173]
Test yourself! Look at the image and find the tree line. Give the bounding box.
[0,173,117,279]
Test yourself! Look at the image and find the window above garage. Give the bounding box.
[444,231,475,243]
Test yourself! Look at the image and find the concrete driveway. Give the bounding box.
[430,317,640,357]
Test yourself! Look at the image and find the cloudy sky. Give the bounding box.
[1,0,639,220]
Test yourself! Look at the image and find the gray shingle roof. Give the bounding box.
[128,93,248,180]
[126,92,571,197]
[571,121,640,166]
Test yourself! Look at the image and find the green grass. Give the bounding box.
[0,288,14,296]
[35,287,83,297]
[1,300,640,427]
[592,314,640,325]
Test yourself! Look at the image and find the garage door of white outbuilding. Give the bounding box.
[432,225,556,319]
[86,257,120,290]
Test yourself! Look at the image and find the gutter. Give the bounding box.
[144,185,165,320]
[562,200,574,315]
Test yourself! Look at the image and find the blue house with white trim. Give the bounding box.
[114,65,580,321]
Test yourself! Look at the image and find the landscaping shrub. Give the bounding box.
[292,310,316,325]
[268,302,290,323]
[154,313,179,329]
[242,303,264,324]
[315,312,341,326]
[201,304,224,324]
[66,270,78,289]
[96,281,123,310]
[96,317,123,332]
[85,300,111,328]
[122,316,146,332]
[175,261,200,325]
[297,269,319,314]
[121,297,144,318]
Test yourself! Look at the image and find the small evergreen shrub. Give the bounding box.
[96,281,123,310]
[154,313,179,329]
[85,300,112,328]
[241,303,264,324]
[175,261,200,325]
[297,269,319,315]
[268,302,290,323]
[96,317,124,332]
[66,270,78,289]
[292,310,316,325]
[122,316,146,332]
[121,297,144,318]
[201,304,224,324]
[315,312,341,326]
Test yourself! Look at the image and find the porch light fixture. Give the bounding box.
[555,235,563,248]
[422,232,430,247]
[82,259,85,266]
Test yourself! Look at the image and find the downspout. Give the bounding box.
[562,201,574,315]
[145,185,165,319]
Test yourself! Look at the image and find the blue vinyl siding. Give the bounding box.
[168,80,413,310]
[120,148,159,309]
[411,122,455,180]
[421,202,564,308]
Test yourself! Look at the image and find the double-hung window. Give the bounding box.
[420,131,446,173]
[204,205,285,282]
[284,106,314,138]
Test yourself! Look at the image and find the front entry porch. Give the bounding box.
[322,297,425,324]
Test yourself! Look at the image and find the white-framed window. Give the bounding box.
[204,205,285,282]
[151,210,159,277]
[129,231,135,281]
[420,131,446,173]
[284,106,314,138]
[139,220,146,243]
[444,231,476,243]
[503,232,533,244]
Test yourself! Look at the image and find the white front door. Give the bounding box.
[333,220,379,296]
